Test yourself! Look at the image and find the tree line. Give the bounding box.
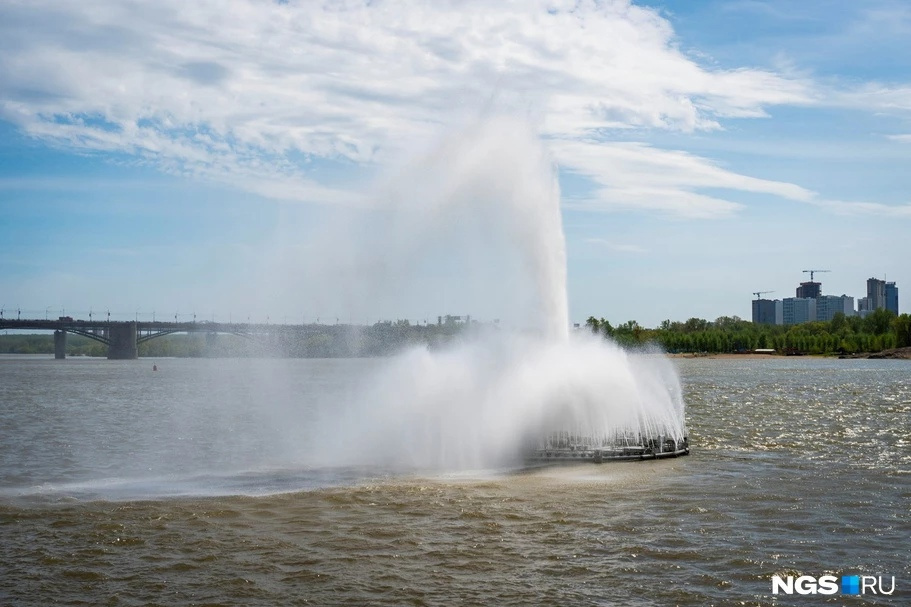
[586,308,911,354]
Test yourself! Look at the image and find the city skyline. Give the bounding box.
[1,1,910,328]
[752,274,899,325]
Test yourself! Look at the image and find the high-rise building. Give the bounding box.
[796,281,821,299]
[885,282,899,314]
[752,299,777,325]
[747,274,897,325]
[816,295,855,322]
[782,297,816,325]
[867,278,886,310]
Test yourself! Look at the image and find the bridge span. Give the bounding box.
[0,318,339,359]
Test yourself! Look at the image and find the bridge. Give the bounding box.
[0,318,341,359]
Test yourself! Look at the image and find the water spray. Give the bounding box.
[312,116,687,469]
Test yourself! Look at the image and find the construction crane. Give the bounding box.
[753,291,775,299]
[802,269,830,282]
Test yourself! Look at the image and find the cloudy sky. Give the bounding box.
[1,0,909,328]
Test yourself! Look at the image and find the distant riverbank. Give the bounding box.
[668,352,779,360]
[668,347,911,360]
[5,332,911,360]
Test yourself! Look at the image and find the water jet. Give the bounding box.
[320,116,689,471]
[0,119,689,501]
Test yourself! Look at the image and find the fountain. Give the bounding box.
[314,116,688,470]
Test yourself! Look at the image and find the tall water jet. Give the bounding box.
[313,116,686,470]
[371,116,569,340]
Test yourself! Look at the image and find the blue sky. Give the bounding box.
[1,0,909,328]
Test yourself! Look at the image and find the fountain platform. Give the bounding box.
[526,434,689,464]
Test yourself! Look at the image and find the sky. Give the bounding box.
[1,0,909,328]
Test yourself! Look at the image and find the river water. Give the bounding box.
[1,354,908,605]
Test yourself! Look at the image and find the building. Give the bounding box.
[867,278,886,310]
[752,299,778,325]
[885,282,899,314]
[816,295,855,322]
[796,281,821,299]
[782,297,816,325]
[747,274,897,325]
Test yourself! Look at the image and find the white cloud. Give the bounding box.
[552,139,812,218]
[571,187,745,219]
[584,238,647,254]
[888,134,911,142]
[3,0,907,221]
[809,198,911,217]
[0,0,817,208]
[833,83,911,113]
[552,137,911,219]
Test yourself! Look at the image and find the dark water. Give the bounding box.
[1,355,908,605]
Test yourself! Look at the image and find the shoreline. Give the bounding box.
[667,347,911,360]
[667,352,783,360]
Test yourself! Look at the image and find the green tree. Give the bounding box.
[892,314,911,348]
[830,312,847,333]
[865,308,895,335]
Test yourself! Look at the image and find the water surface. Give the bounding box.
[1,355,908,605]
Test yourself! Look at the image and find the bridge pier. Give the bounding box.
[108,322,138,359]
[206,332,217,356]
[54,330,66,359]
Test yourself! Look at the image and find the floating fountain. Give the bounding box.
[317,116,688,470]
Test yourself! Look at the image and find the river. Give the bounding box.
[1,355,908,605]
